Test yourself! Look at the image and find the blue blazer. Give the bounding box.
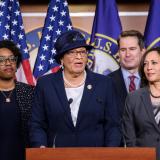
[29,69,121,147]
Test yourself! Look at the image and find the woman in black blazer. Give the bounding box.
[0,40,34,160]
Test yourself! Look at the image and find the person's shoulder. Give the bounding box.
[87,69,109,81]
[128,87,147,98]
[125,88,148,109]
[87,70,114,88]
[37,70,61,83]
[16,81,34,89]
[16,81,34,94]
[107,68,121,78]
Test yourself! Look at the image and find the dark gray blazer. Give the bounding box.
[123,87,160,159]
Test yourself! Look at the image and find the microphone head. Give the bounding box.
[68,98,73,105]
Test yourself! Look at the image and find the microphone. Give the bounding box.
[68,98,73,105]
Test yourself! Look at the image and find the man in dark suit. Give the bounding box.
[29,30,122,148]
[108,30,145,115]
[108,30,145,146]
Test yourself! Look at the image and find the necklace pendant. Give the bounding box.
[6,98,11,103]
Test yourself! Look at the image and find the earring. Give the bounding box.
[61,63,64,70]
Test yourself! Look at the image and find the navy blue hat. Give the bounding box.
[54,30,92,63]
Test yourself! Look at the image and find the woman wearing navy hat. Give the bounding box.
[29,30,121,147]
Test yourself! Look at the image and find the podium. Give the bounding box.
[26,147,156,160]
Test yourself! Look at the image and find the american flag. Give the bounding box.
[33,0,72,79]
[0,0,34,85]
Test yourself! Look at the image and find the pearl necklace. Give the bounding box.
[63,71,86,88]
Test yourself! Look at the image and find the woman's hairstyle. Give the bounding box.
[139,47,160,87]
[0,40,22,68]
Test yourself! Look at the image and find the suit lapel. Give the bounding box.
[76,70,96,127]
[52,71,74,127]
[141,87,160,133]
[112,69,127,112]
[116,69,127,100]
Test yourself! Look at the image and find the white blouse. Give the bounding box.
[65,84,85,126]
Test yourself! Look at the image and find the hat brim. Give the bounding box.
[54,43,93,63]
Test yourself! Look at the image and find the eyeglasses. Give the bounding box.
[0,56,17,66]
[67,50,88,58]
